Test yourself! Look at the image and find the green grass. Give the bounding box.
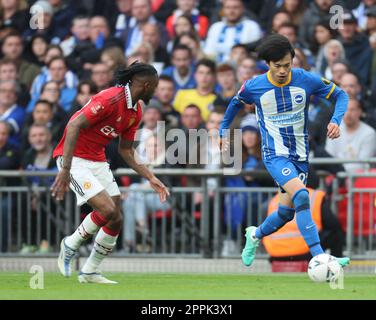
[0,272,375,300]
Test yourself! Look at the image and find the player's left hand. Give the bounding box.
[149,176,170,202]
[327,122,340,139]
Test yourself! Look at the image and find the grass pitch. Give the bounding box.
[0,272,375,300]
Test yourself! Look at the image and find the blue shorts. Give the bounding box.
[263,156,308,193]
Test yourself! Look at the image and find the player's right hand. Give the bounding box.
[149,176,170,203]
[51,169,71,201]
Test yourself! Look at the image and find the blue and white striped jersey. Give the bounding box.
[220,68,348,162]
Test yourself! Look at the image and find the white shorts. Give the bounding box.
[56,156,120,206]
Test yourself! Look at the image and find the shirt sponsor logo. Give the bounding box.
[267,112,303,125]
[100,125,118,137]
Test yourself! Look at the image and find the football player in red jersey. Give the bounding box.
[51,62,170,284]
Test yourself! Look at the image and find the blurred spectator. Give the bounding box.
[131,41,162,73]
[22,123,57,187]
[175,30,206,61]
[28,57,78,112]
[331,60,351,85]
[100,46,127,79]
[23,0,76,43]
[338,10,373,86]
[352,0,376,31]
[236,56,258,84]
[162,44,196,91]
[90,61,113,91]
[0,119,19,177]
[340,72,363,100]
[277,22,314,67]
[152,75,180,129]
[1,31,40,89]
[229,43,249,67]
[60,15,90,57]
[366,6,376,90]
[21,124,57,254]
[25,34,49,67]
[68,80,98,117]
[293,47,311,71]
[0,120,20,252]
[107,0,133,37]
[320,39,346,80]
[120,0,168,56]
[0,58,29,107]
[65,15,122,77]
[204,0,263,63]
[0,79,25,147]
[142,23,170,70]
[173,58,217,121]
[21,99,66,150]
[313,19,338,74]
[269,11,292,34]
[135,102,163,162]
[166,13,195,52]
[325,99,376,173]
[46,0,76,42]
[216,62,238,105]
[299,0,336,49]
[23,1,55,43]
[279,0,307,27]
[0,0,29,34]
[122,133,171,253]
[166,0,209,39]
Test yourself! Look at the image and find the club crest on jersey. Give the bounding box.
[83,182,92,190]
[293,94,304,105]
[91,104,104,115]
[321,78,331,86]
[282,167,291,176]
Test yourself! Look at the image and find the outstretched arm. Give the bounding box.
[118,138,170,202]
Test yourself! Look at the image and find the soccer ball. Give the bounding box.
[307,253,341,282]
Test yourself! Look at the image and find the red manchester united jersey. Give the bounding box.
[53,85,142,162]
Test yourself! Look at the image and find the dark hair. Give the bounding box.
[115,61,157,86]
[231,43,248,51]
[47,56,67,68]
[195,58,216,74]
[256,34,295,63]
[34,99,53,110]
[158,74,175,84]
[172,44,192,57]
[78,80,98,94]
[278,22,298,34]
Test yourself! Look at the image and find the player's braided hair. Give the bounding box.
[115,61,157,86]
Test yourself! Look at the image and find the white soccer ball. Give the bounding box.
[307,253,341,282]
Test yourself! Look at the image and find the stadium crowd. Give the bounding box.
[1,0,376,254]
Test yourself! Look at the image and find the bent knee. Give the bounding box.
[292,188,310,213]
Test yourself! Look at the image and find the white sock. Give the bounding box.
[81,228,119,274]
[65,212,102,250]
